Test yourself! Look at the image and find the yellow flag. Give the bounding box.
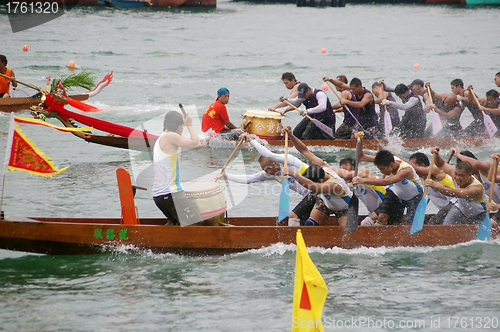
[292,229,328,332]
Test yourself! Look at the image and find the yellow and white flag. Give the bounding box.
[292,229,328,332]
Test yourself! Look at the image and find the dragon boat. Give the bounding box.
[0,72,113,114]
[0,215,497,255]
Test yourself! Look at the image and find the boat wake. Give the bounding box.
[238,238,500,258]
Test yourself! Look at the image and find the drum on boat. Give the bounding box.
[183,182,227,226]
[242,110,284,140]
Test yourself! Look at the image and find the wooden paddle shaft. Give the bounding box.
[0,73,42,92]
[470,88,486,114]
[489,157,499,204]
[178,103,187,117]
[426,85,437,113]
[325,81,364,130]
[214,121,252,181]
[283,100,313,120]
[283,131,289,168]
[423,153,437,197]
[446,151,455,164]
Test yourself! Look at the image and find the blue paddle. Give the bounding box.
[410,153,436,235]
[477,156,498,240]
[278,132,289,222]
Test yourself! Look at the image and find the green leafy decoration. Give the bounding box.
[50,70,97,93]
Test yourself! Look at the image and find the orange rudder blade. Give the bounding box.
[116,168,139,225]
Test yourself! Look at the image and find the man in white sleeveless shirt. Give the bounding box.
[425,148,487,225]
[353,133,423,225]
[152,110,201,225]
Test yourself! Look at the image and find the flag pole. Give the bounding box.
[1,113,16,220]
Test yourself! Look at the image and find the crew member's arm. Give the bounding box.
[304,91,328,114]
[223,119,238,130]
[323,76,349,90]
[434,104,462,120]
[283,167,344,195]
[424,178,483,200]
[353,166,413,187]
[479,103,500,115]
[268,85,299,111]
[165,114,201,150]
[384,97,420,111]
[283,126,328,167]
[342,91,373,109]
[431,147,456,177]
[10,70,17,88]
[453,148,491,172]
[217,170,271,184]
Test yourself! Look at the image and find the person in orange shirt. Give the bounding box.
[0,55,17,98]
[202,87,241,139]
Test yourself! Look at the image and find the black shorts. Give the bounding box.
[0,93,5,98]
[377,189,423,225]
[153,191,201,226]
[292,193,318,222]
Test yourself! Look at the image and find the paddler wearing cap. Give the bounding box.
[152,110,202,226]
[202,87,242,140]
[282,82,336,140]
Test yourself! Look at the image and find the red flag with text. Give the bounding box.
[3,113,68,177]
[292,229,328,332]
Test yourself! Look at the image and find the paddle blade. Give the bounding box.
[483,113,498,138]
[345,194,359,233]
[431,112,443,136]
[476,214,492,241]
[384,110,392,136]
[278,179,290,222]
[410,197,427,235]
[310,118,334,138]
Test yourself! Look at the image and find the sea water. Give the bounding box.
[0,2,499,331]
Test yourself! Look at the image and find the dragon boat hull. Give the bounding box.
[0,94,90,113]
[80,134,495,151]
[0,215,497,255]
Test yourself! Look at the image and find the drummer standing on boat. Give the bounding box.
[282,82,336,140]
[153,110,201,226]
[0,55,17,98]
[202,87,241,140]
[268,72,300,112]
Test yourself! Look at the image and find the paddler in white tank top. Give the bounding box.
[425,149,487,225]
[398,152,457,225]
[284,126,384,224]
[152,110,201,226]
[283,164,352,227]
[215,132,311,226]
[352,132,423,225]
[452,149,500,224]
